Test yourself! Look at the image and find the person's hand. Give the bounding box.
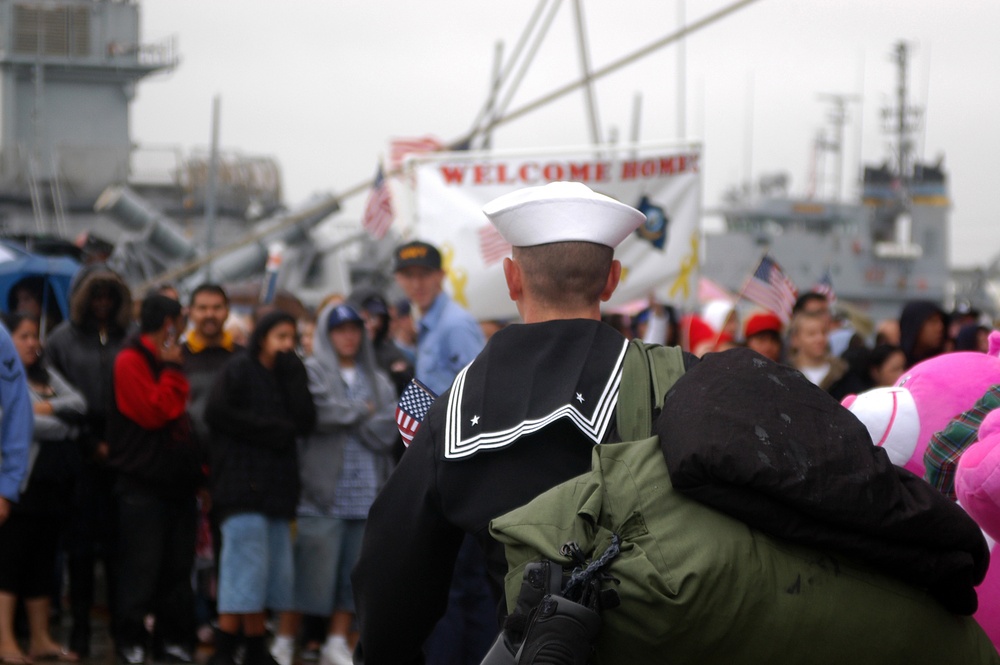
[273,351,306,384]
[161,340,184,365]
[33,400,54,416]
[0,496,10,526]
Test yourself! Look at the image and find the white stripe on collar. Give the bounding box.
[443,339,628,460]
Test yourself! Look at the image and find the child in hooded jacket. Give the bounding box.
[271,304,398,665]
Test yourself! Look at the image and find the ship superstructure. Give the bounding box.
[0,0,294,281]
[701,42,951,326]
[0,0,175,232]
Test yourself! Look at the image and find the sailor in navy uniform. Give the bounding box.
[352,182,698,665]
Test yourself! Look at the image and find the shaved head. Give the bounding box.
[512,242,614,310]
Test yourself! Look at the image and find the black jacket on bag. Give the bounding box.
[205,350,315,521]
[658,347,989,615]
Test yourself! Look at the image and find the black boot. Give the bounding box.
[207,629,239,665]
[242,635,280,665]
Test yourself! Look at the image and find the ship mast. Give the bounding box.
[816,93,859,200]
[869,41,935,263]
[883,41,922,183]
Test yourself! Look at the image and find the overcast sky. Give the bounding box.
[131,0,1000,270]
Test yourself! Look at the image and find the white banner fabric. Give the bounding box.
[398,143,702,320]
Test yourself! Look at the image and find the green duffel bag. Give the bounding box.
[491,435,998,664]
[490,344,998,664]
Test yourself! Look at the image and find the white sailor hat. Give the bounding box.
[482,181,646,249]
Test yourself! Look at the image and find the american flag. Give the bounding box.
[362,165,393,240]
[389,136,444,169]
[478,224,512,266]
[742,254,798,323]
[396,379,438,447]
[811,271,836,304]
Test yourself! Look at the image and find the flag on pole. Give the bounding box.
[477,224,512,266]
[742,254,798,323]
[811,270,836,304]
[362,164,394,240]
[396,379,438,447]
[259,242,285,305]
[390,136,444,169]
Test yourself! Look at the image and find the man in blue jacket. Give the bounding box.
[393,241,484,396]
[393,241,490,664]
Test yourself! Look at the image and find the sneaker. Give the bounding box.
[118,645,147,665]
[159,644,195,664]
[269,638,294,665]
[319,640,353,665]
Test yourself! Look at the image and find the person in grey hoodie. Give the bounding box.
[271,303,397,665]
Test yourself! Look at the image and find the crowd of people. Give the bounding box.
[616,289,989,405]
[0,185,996,665]
[0,266,422,665]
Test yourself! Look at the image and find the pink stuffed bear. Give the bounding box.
[957,409,1000,541]
[842,331,1000,476]
[955,409,1000,649]
[844,335,1000,649]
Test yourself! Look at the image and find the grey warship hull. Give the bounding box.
[702,167,950,326]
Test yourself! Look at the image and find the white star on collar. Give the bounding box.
[470,414,480,426]
[576,392,585,404]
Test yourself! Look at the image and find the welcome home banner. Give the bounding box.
[396,143,702,320]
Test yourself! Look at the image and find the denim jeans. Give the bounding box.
[217,513,293,613]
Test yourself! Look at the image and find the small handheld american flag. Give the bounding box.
[396,379,438,447]
[742,254,798,324]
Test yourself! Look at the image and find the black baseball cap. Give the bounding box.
[393,241,442,272]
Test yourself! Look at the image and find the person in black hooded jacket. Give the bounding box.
[44,264,133,657]
[204,311,315,665]
[898,299,948,368]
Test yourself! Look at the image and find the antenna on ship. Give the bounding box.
[815,93,860,201]
[881,41,922,182]
[867,40,931,263]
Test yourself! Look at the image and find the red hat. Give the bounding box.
[682,314,732,353]
[744,311,783,338]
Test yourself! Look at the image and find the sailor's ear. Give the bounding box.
[503,257,522,302]
[599,260,622,302]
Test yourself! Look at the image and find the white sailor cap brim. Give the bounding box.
[482,181,646,249]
